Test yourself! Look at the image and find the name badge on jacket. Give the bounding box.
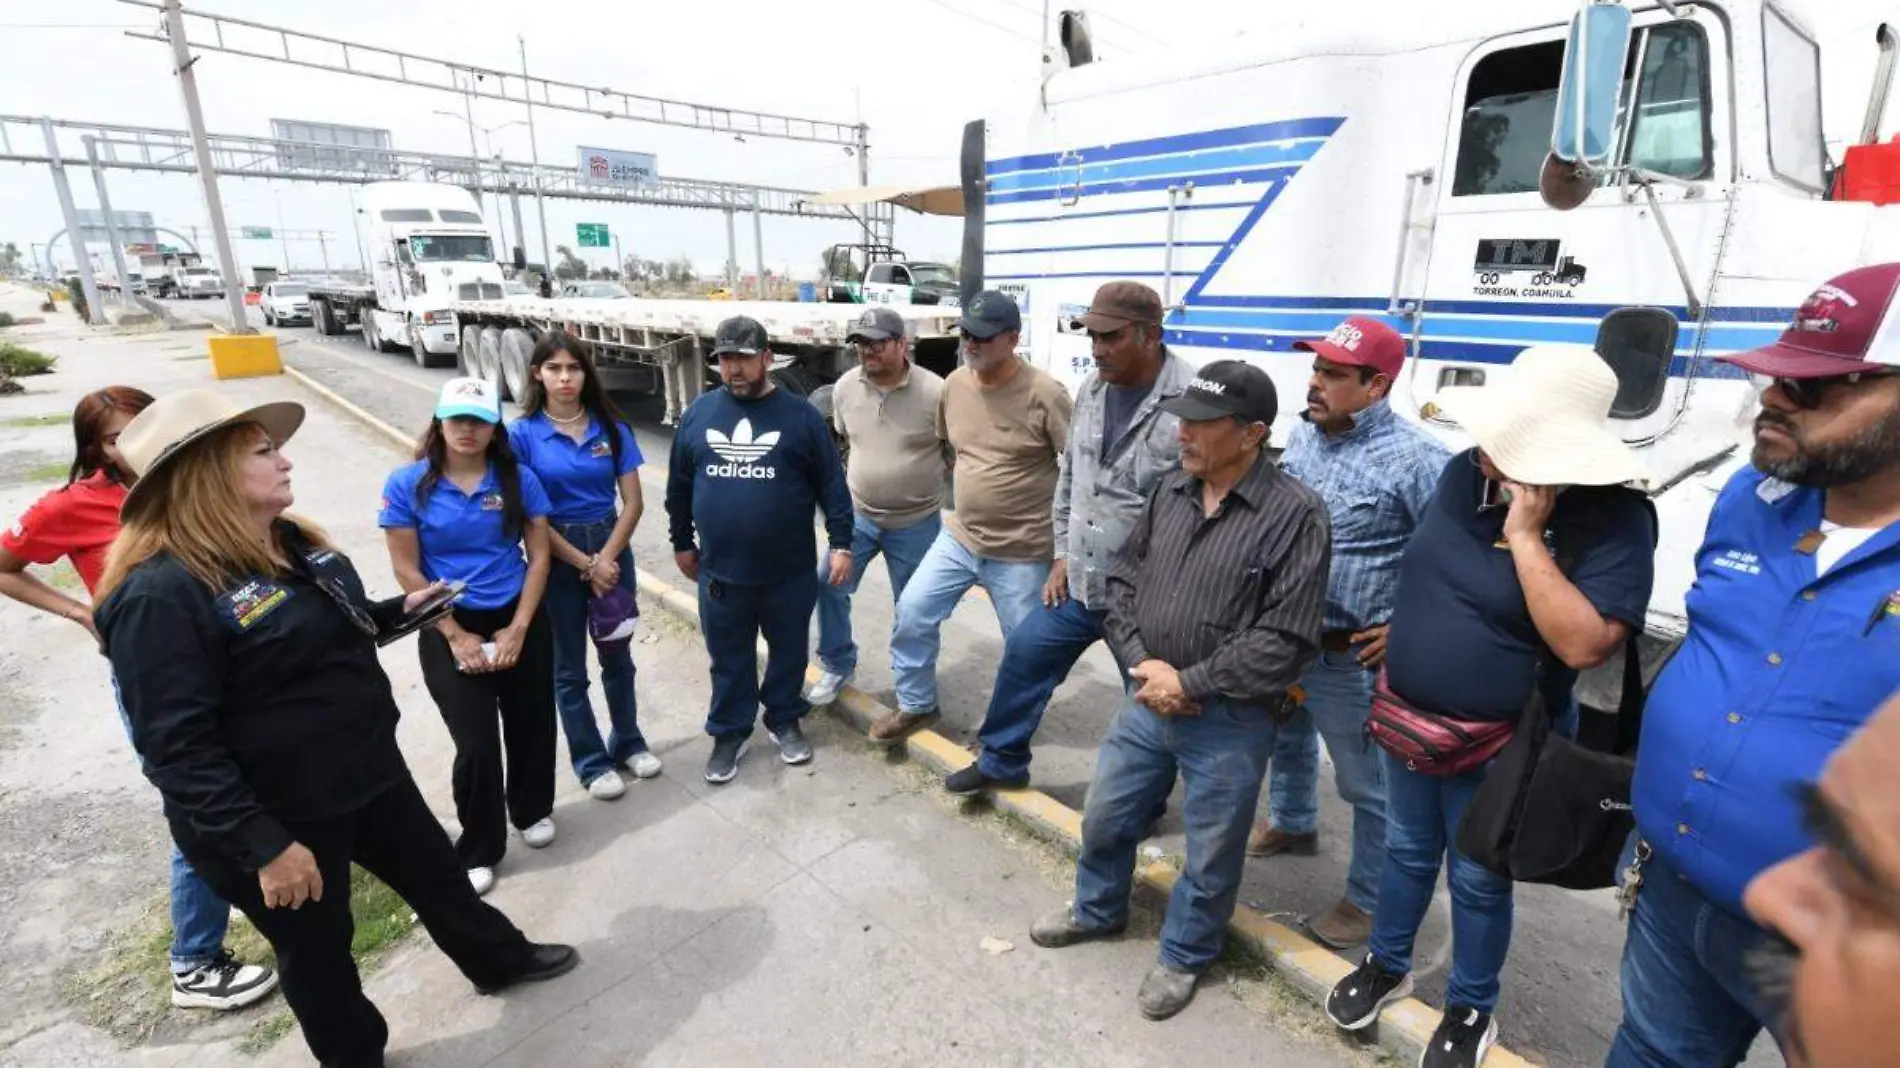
[217,578,293,632]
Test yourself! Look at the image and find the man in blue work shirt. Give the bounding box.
[666,316,855,785]
[1250,317,1448,950]
[1609,264,1900,1068]
[942,281,1192,795]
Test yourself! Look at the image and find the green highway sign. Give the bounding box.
[576,222,610,248]
[240,226,273,240]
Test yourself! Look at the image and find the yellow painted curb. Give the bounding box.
[279,361,1539,1068]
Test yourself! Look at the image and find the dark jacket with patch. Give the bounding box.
[96,525,413,871]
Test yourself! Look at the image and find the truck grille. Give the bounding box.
[457,282,503,300]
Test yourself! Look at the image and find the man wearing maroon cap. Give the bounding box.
[1244,316,1448,949]
[1608,264,1900,1068]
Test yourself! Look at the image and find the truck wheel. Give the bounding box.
[807,384,849,466]
[478,328,508,400]
[459,325,484,377]
[313,301,335,336]
[361,312,380,351]
[413,324,455,368]
[500,328,533,401]
[770,365,819,397]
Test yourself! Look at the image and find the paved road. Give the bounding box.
[157,297,1786,1068]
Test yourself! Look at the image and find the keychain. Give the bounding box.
[1616,839,1652,921]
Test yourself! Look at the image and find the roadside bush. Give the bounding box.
[0,342,55,377]
[0,312,15,328]
[64,278,89,324]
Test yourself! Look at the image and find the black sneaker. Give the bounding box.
[945,763,1028,796]
[1420,1005,1498,1068]
[769,722,814,765]
[704,734,750,784]
[1325,954,1413,1031]
[171,950,279,1010]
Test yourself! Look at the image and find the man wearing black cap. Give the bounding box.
[665,316,854,784]
[1030,360,1329,1022]
[870,289,1073,746]
[806,306,949,707]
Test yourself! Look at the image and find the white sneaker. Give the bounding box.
[626,751,663,779]
[468,867,495,897]
[521,817,556,848]
[806,670,851,706]
[587,770,627,800]
[170,951,278,1011]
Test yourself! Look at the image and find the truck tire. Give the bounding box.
[313,300,337,336]
[413,324,456,369]
[771,364,820,397]
[500,328,534,401]
[459,325,484,377]
[478,328,508,400]
[807,383,849,466]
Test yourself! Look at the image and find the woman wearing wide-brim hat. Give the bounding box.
[1324,345,1658,1067]
[93,390,578,1068]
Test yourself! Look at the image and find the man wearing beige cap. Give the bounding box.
[1324,344,1657,1068]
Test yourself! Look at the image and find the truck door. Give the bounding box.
[1415,8,1732,447]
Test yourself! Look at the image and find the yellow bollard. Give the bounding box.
[205,333,283,379]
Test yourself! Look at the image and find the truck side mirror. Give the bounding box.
[1551,3,1633,170]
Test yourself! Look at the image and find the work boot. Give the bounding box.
[1307,898,1373,949]
[1246,822,1319,858]
[1137,963,1199,1020]
[945,763,1028,796]
[1029,905,1124,949]
[868,708,939,748]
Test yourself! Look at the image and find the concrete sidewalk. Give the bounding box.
[0,287,1364,1068]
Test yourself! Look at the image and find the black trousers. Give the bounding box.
[416,602,558,869]
[173,775,534,1068]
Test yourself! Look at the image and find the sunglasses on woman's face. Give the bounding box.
[1751,370,1896,410]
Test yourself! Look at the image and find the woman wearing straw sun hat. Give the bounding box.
[93,390,578,1068]
[1324,345,1659,1068]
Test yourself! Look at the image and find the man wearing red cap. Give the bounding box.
[1608,264,1900,1068]
[1247,316,1448,949]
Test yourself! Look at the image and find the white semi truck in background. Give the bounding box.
[306,182,509,368]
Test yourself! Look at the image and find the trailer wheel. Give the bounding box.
[500,328,533,401]
[459,325,484,377]
[770,364,820,397]
[807,383,849,466]
[312,300,331,336]
[478,328,508,400]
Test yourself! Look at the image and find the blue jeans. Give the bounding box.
[699,570,820,738]
[114,678,230,972]
[975,596,1117,781]
[1072,695,1280,972]
[546,518,645,786]
[1260,652,1387,911]
[1367,749,1514,1012]
[889,529,1050,713]
[1606,843,1781,1068]
[814,511,941,677]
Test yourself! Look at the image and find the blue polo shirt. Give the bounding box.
[1634,466,1900,917]
[377,461,551,611]
[1384,449,1656,720]
[506,412,643,525]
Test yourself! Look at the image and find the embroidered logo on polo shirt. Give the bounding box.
[481,492,504,512]
[590,438,612,458]
[1713,550,1762,576]
[217,579,292,631]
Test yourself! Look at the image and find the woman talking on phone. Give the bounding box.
[94,391,577,1068]
[508,332,653,800]
[1,385,278,1011]
[382,378,557,897]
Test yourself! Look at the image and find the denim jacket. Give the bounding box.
[1056,349,1195,609]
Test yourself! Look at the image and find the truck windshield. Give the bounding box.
[910,264,956,286]
[408,235,495,262]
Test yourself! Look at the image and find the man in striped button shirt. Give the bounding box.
[1029,359,1329,1021]
[1248,317,1449,949]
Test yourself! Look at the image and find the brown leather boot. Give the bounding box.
[868,708,939,748]
[1246,822,1319,858]
[1307,898,1373,949]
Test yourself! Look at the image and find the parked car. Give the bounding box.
[503,279,534,297]
[559,281,632,299]
[261,281,313,326]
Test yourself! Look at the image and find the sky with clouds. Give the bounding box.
[2,0,1895,279]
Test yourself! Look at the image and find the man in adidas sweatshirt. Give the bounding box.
[667,315,854,785]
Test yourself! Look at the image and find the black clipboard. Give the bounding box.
[375,580,466,647]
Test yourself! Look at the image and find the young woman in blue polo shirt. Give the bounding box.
[507,332,653,800]
[382,378,557,897]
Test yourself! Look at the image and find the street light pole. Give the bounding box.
[274,190,290,271]
[161,0,250,333]
[520,35,553,274]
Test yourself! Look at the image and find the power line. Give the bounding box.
[916,0,1040,44]
[974,0,1146,54]
[1082,4,1172,47]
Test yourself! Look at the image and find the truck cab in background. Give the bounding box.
[359,181,507,364]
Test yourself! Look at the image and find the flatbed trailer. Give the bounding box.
[450,296,964,423]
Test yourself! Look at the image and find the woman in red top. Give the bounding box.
[0,385,279,1012]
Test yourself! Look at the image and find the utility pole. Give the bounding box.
[612,230,622,281]
[316,229,329,272]
[162,0,250,333]
[43,120,103,320]
[82,137,133,307]
[508,183,526,267]
[519,35,553,274]
[752,191,766,300]
[274,191,290,271]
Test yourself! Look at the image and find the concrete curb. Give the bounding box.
[277,349,1537,1068]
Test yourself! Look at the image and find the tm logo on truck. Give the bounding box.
[1472,238,1587,298]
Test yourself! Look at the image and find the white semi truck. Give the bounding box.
[307,182,509,368]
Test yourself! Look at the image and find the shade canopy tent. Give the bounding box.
[805,183,965,217]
